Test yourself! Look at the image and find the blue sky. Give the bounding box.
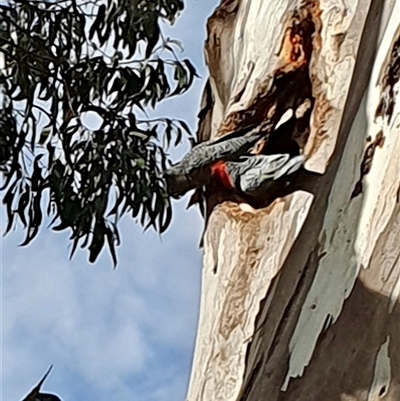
[2,1,219,400]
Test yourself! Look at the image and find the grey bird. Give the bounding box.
[165,132,265,197]
[211,154,305,193]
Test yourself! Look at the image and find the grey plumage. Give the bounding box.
[167,133,264,176]
[226,154,305,193]
[165,133,265,197]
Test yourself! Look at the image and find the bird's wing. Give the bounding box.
[176,134,263,172]
[205,134,262,158]
[239,154,303,192]
[272,154,305,179]
[238,154,290,174]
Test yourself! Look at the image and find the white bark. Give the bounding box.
[187,0,400,400]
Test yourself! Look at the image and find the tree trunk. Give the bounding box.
[187,1,400,400]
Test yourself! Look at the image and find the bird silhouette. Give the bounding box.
[21,365,62,401]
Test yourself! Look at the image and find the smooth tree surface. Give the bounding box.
[187,1,400,400]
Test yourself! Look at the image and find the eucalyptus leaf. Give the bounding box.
[0,0,195,266]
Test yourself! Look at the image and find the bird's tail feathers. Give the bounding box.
[238,154,304,192]
[273,154,305,179]
[236,154,290,172]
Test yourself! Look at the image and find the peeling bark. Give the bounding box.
[186,0,400,400]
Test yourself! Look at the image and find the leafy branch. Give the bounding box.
[0,0,198,265]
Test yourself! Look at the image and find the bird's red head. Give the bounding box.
[210,161,234,189]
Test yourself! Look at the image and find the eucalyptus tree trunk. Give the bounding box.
[187,1,400,400]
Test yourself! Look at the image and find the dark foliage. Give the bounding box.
[0,0,197,265]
